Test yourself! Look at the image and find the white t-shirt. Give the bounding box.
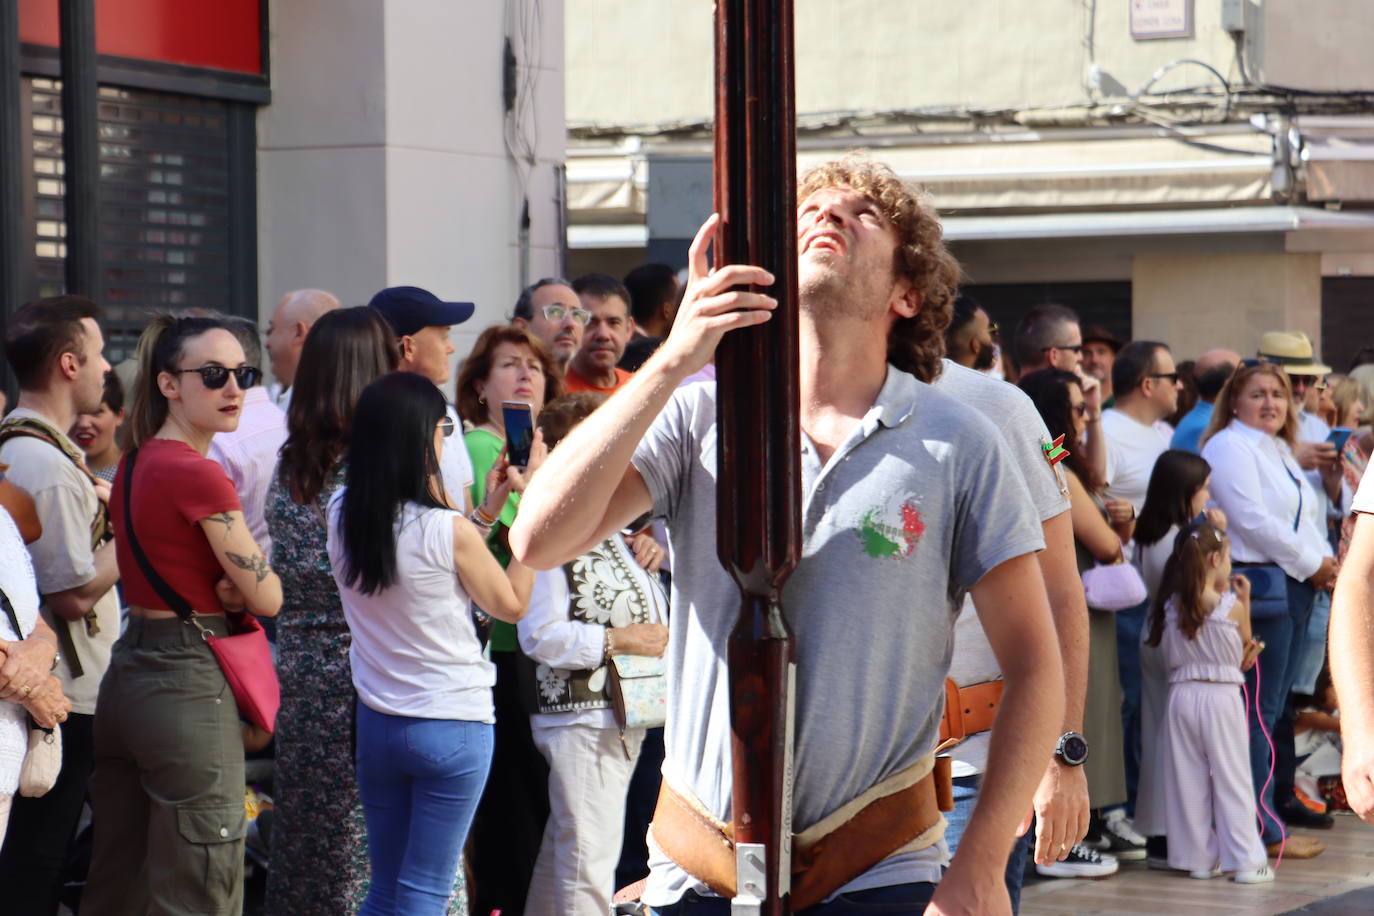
[1102,407,1170,513]
[0,509,38,792]
[1354,463,1374,514]
[0,408,119,715]
[440,403,475,511]
[327,495,495,722]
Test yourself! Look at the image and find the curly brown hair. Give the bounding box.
[798,154,962,383]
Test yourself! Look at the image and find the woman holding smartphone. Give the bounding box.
[328,371,536,916]
[454,325,562,915]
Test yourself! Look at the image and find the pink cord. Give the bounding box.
[1244,656,1284,868]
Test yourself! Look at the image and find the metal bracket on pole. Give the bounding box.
[731,843,767,915]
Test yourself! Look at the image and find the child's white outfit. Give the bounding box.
[1161,592,1268,874]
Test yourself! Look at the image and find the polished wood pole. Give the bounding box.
[713,0,800,912]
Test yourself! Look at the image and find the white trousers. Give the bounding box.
[1162,681,1268,872]
[525,721,644,916]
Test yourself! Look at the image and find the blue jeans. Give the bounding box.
[1115,600,1148,814]
[649,882,938,914]
[355,701,494,916]
[1290,589,1331,696]
[1244,577,1315,844]
[943,774,1030,913]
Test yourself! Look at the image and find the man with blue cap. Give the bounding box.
[370,285,477,511]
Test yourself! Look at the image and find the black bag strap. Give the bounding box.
[120,448,195,620]
[0,586,23,642]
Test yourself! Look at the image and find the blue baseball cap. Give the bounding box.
[368,286,475,337]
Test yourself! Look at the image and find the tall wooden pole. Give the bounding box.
[713,0,801,913]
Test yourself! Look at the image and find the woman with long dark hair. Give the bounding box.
[327,371,536,916]
[265,306,467,914]
[1020,367,1137,874]
[85,315,282,914]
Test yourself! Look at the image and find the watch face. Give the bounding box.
[1061,734,1088,765]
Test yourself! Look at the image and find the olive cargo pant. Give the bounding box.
[83,616,247,916]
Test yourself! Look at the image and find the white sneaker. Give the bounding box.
[1103,809,1148,846]
[1035,843,1120,879]
[1189,865,1223,879]
[1234,865,1276,884]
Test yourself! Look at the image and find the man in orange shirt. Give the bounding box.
[564,274,636,394]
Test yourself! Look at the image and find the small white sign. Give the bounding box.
[1130,0,1193,39]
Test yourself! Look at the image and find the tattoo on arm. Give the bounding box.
[204,511,236,532]
[226,550,271,585]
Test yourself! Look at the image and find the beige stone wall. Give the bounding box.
[1131,252,1323,360]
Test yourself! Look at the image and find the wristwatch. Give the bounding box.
[1054,731,1089,766]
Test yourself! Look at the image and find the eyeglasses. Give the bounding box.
[542,304,592,326]
[437,416,456,438]
[172,365,262,390]
[986,322,999,336]
[1148,372,1181,384]
[1043,344,1083,353]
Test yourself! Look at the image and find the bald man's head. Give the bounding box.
[265,288,341,387]
[1194,348,1240,402]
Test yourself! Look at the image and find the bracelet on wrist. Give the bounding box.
[467,511,494,533]
[473,505,498,526]
[603,628,615,663]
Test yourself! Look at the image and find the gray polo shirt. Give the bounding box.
[633,365,1045,904]
[934,359,1070,776]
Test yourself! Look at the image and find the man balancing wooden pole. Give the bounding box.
[511,29,1062,916]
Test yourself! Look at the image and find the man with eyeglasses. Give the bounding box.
[1015,303,1106,486]
[512,278,587,369]
[1098,339,1179,851]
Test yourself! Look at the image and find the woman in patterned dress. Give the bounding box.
[267,306,481,914]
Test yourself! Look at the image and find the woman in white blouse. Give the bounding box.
[1200,361,1337,855]
[516,393,669,916]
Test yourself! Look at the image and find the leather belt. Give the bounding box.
[649,755,949,910]
[938,677,1003,745]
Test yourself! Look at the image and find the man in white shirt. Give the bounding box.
[369,286,476,510]
[1100,339,1179,821]
[0,295,115,913]
[208,317,288,558]
[263,288,341,409]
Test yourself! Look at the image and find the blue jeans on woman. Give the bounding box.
[1244,576,1316,844]
[355,701,494,915]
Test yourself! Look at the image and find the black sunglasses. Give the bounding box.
[1148,372,1180,384]
[1043,344,1083,353]
[172,365,262,390]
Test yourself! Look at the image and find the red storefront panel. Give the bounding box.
[19,0,262,75]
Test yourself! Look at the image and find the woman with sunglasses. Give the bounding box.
[328,371,536,916]
[85,315,282,914]
[453,324,562,915]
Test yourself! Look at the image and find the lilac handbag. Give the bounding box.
[1082,559,1148,612]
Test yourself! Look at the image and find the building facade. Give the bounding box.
[564,0,1374,367]
[3,0,566,390]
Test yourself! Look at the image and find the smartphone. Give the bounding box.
[502,401,534,467]
[1328,426,1353,453]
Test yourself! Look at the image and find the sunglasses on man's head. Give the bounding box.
[172,365,262,390]
[542,304,592,326]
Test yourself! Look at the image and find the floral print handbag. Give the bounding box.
[607,652,666,730]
